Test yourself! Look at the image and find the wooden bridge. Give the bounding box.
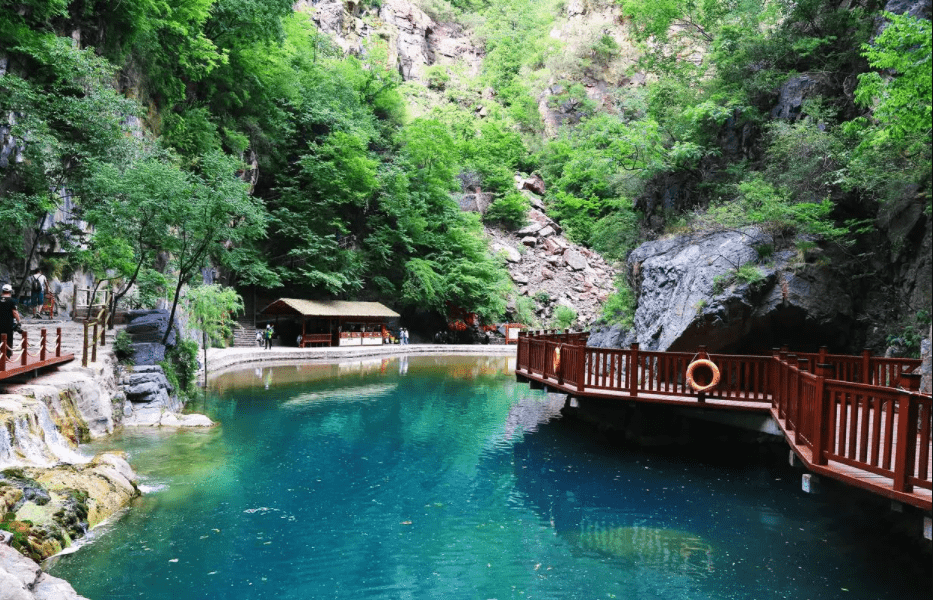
[0,328,75,381]
[515,331,932,512]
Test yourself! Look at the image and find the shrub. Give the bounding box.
[552,305,577,330]
[601,277,635,328]
[734,263,765,286]
[424,65,450,90]
[112,330,134,365]
[514,296,538,327]
[161,339,200,397]
[484,192,529,229]
[533,291,550,304]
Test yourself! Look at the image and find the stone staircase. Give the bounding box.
[232,319,259,348]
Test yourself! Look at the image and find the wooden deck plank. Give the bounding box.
[0,353,75,380]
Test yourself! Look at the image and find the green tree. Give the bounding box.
[185,284,244,384]
[159,151,270,344]
[846,12,932,205]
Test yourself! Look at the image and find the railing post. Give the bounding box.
[557,344,565,386]
[91,322,98,364]
[82,322,89,367]
[812,364,833,466]
[819,346,828,364]
[576,343,586,392]
[40,328,46,361]
[794,358,809,445]
[900,372,921,392]
[20,331,28,366]
[629,343,639,397]
[101,314,107,346]
[1,334,6,371]
[862,349,872,385]
[785,354,797,426]
[893,391,918,493]
[56,327,61,357]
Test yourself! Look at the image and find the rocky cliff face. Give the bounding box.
[297,0,482,81]
[588,227,859,353]
[468,176,616,328]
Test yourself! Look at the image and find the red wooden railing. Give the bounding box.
[1,327,70,380]
[516,331,931,507]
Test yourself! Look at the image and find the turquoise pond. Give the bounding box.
[48,355,931,600]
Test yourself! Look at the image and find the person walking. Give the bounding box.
[264,323,274,350]
[400,327,409,345]
[1,284,22,358]
[29,268,48,319]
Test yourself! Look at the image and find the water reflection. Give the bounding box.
[49,356,931,600]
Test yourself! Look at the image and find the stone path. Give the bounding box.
[17,317,124,364]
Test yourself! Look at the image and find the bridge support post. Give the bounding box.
[924,516,932,541]
[801,473,821,494]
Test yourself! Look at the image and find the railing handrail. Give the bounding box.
[516,331,932,507]
[1,327,65,375]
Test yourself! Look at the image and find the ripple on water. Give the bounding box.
[48,357,933,600]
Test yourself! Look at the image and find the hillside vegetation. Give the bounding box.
[1,0,929,340]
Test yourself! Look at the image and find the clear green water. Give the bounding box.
[48,356,930,600]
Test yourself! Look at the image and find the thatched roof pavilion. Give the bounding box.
[260,298,400,347]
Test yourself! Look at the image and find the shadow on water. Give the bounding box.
[510,412,933,600]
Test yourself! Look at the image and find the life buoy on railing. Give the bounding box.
[686,359,720,393]
[552,345,561,373]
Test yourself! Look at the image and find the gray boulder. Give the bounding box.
[610,227,855,353]
[129,342,166,365]
[125,309,178,364]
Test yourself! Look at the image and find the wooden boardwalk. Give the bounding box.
[516,331,932,511]
[0,328,75,381]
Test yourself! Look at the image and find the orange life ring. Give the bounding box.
[686,359,720,393]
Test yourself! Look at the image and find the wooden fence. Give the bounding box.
[516,331,931,507]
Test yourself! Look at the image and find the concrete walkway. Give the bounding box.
[204,343,517,378]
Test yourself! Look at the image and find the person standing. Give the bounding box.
[29,268,48,319]
[264,323,274,350]
[401,327,409,345]
[1,284,22,358]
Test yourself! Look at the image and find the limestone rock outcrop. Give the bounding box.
[0,452,139,562]
[588,227,856,353]
[123,309,178,365]
[118,365,214,428]
[297,0,481,83]
[0,542,89,600]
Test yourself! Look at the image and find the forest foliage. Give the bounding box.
[1,0,930,327]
